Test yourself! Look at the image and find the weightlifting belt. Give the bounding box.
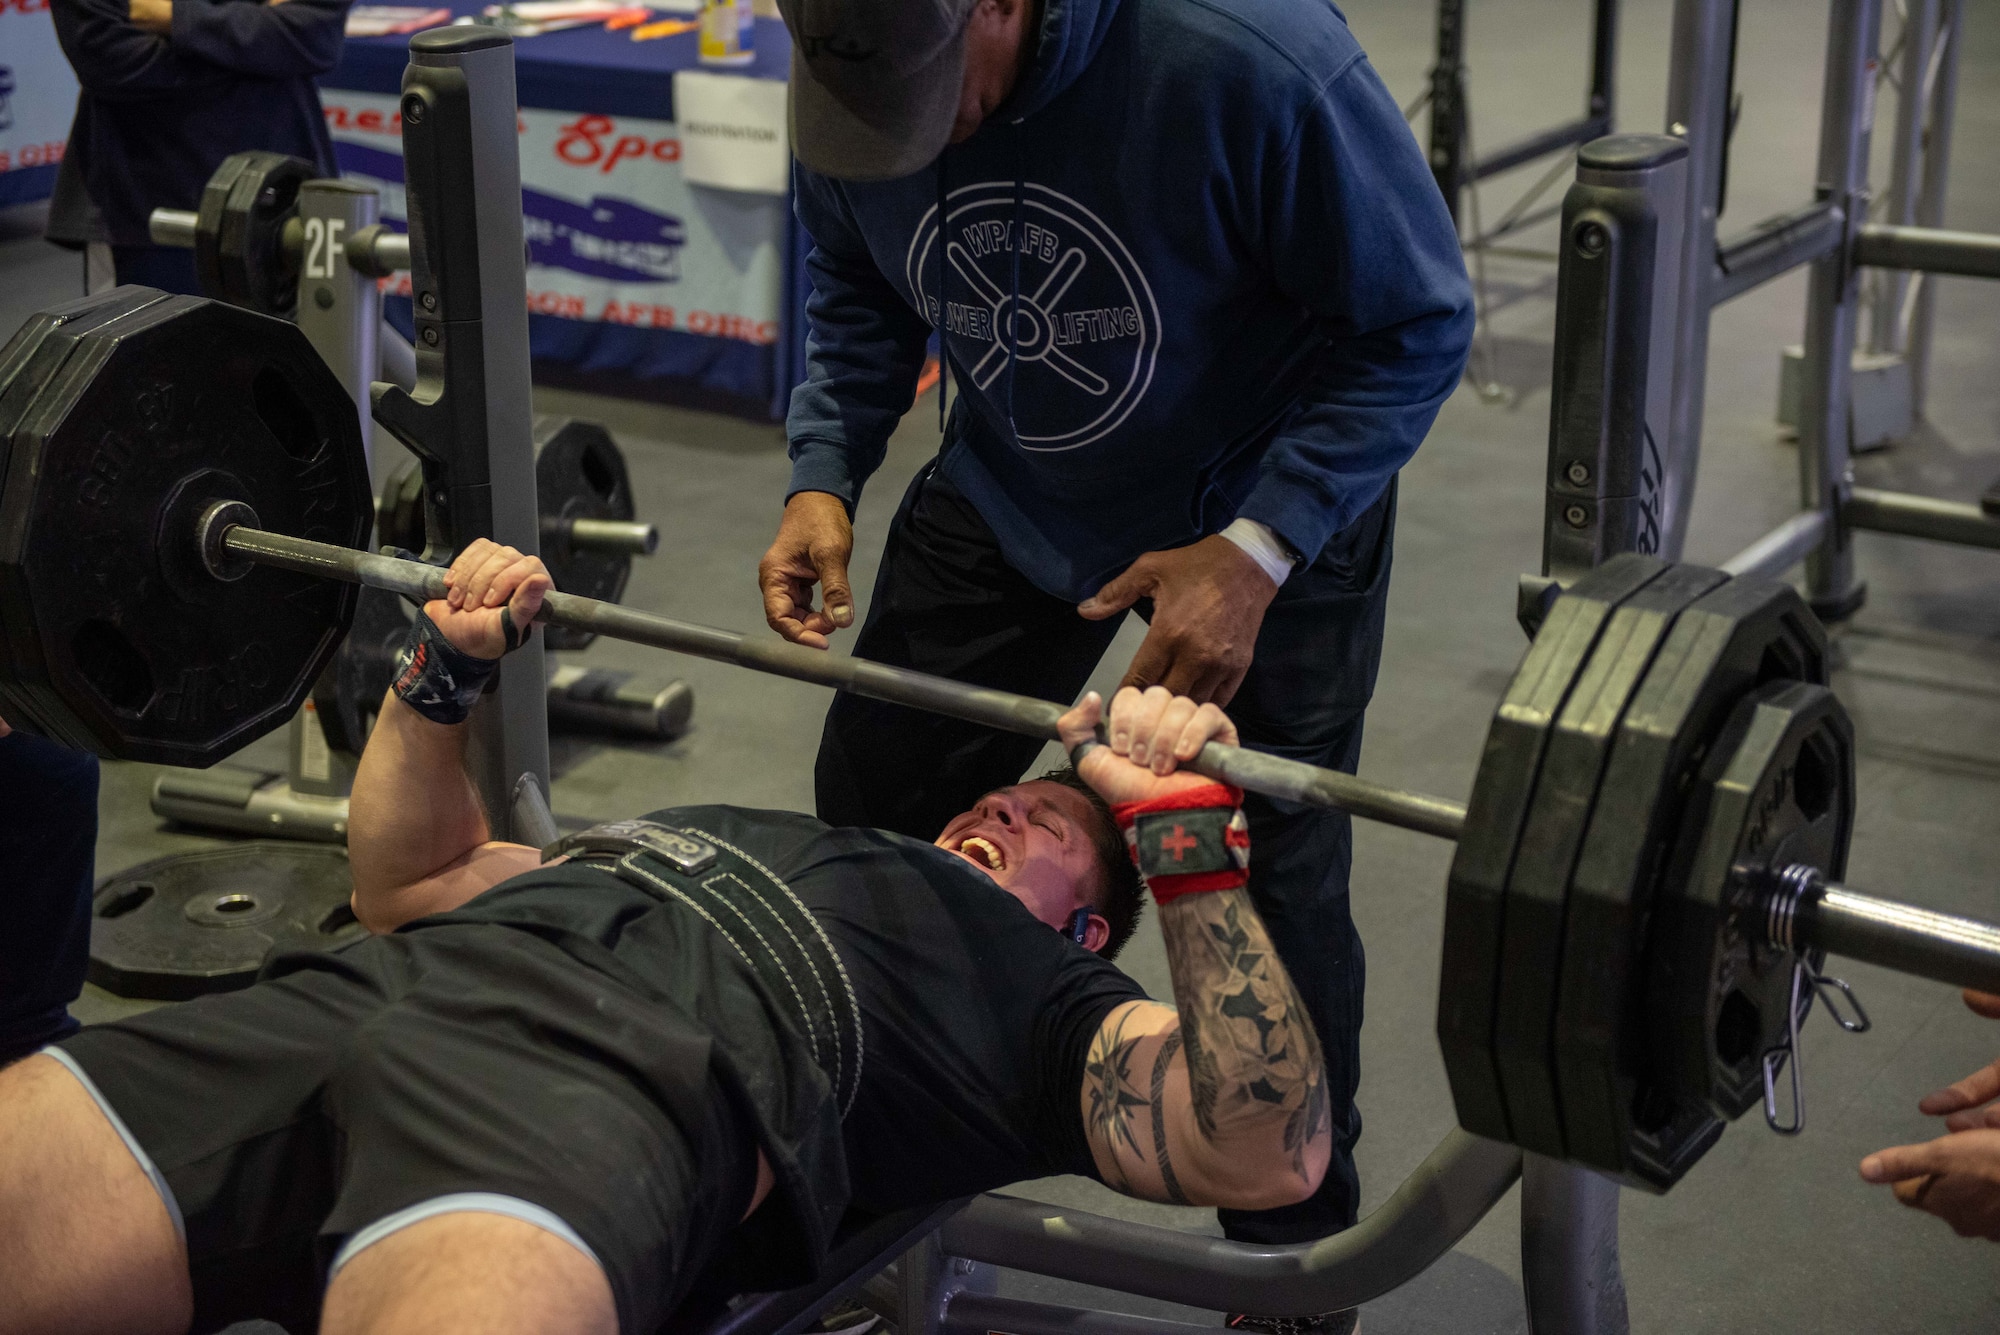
[545,820,864,1118]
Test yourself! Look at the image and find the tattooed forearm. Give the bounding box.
[1158,889,1328,1179]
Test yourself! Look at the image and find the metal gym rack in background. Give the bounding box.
[1409,0,1621,403]
[1541,0,1999,603]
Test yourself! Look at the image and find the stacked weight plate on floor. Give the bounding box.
[377,417,640,651]
[533,417,641,650]
[195,151,315,318]
[0,287,372,764]
[91,843,363,1000]
[1438,553,1848,1189]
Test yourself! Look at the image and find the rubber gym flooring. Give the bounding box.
[1,0,1996,1329]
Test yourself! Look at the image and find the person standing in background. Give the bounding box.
[45,0,349,292]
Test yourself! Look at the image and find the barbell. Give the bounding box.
[4,288,1998,1193]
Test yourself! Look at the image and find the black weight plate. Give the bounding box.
[1492,562,1726,1158]
[0,294,371,765]
[313,583,413,755]
[1556,575,1827,1188]
[88,842,362,1000]
[376,459,427,557]
[192,151,256,304]
[535,416,634,650]
[1437,552,1668,1142]
[195,151,313,317]
[1650,680,1854,1121]
[0,288,176,729]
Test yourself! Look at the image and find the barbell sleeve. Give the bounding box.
[212,517,1470,841]
[149,208,199,248]
[546,516,660,557]
[347,225,411,278]
[1766,865,2000,994]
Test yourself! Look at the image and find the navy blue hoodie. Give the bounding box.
[51,0,345,247]
[784,0,1473,603]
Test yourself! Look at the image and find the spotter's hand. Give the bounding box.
[431,539,552,659]
[1078,536,1278,706]
[1056,686,1240,808]
[760,491,855,649]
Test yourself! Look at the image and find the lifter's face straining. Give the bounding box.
[935,780,1107,935]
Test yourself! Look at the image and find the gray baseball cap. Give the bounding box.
[776,0,978,182]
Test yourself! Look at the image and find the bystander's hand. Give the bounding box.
[129,0,171,34]
[759,490,855,649]
[1078,534,1278,706]
[1860,990,2000,1240]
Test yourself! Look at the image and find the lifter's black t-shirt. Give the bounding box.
[436,805,1148,1225]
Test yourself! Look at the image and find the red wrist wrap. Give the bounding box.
[1111,783,1250,904]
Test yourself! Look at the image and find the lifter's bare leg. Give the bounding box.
[0,1054,190,1335]
[320,1212,615,1335]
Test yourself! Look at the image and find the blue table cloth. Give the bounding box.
[325,8,807,419]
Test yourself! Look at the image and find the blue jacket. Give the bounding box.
[51,0,345,246]
[785,0,1473,603]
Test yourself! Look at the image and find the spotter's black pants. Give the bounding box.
[816,462,1395,1243]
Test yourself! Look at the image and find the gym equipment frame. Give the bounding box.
[1422,0,1620,240]
[1547,0,1999,604]
[5,27,1990,1334]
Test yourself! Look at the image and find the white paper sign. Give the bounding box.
[672,70,790,196]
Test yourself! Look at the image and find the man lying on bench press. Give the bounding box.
[0,540,1331,1335]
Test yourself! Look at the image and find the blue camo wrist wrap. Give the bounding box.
[391,609,501,725]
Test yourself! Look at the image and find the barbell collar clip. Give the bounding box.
[1762,863,2000,995]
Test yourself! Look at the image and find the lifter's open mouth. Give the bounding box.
[955,836,1006,872]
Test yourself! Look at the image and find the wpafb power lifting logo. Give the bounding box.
[906,183,1160,452]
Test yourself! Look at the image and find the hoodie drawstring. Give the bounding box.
[1007,125,1024,440]
[935,151,950,436]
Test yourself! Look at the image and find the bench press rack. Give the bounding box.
[18,25,1988,1331]
[139,83,686,848]
[678,1131,1623,1335]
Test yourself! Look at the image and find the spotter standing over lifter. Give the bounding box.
[757,0,1473,1271]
